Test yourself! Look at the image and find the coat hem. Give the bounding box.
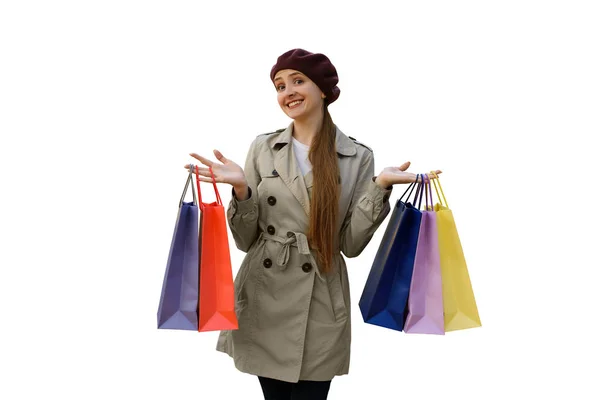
[216,347,349,383]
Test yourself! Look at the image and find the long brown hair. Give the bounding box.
[307,103,339,274]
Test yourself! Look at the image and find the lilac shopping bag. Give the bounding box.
[157,166,200,330]
[404,175,445,335]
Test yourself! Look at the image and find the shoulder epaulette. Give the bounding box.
[348,136,372,152]
[258,128,285,136]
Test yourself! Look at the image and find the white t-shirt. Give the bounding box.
[292,136,312,176]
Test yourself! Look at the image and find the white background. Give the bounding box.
[1,1,599,399]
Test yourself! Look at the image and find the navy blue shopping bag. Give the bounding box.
[359,175,425,331]
[157,167,200,330]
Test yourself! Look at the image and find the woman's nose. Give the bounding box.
[285,87,296,97]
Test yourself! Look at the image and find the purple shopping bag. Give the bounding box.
[157,167,199,330]
[404,175,445,335]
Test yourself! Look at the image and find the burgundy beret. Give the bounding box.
[270,48,340,105]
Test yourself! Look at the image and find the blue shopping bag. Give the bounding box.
[359,175,425,331]
[157,167,200,330]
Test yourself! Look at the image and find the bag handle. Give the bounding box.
[426,174,434,211]
[195,166,223,210]
[412,174,425,209]
[180,165,198,207]
[419,174,425,209]
[423,175,429,211]
[422,174,434,211]
[430,171,448,208]
[422,174,428,211]
[399,175,420,203]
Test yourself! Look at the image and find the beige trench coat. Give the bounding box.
[216,122,393,383]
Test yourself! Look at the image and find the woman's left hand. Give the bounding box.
[375,161,442,188]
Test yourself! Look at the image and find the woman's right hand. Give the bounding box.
[184,150,248,191]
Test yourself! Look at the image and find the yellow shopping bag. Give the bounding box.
[431,172,481,331]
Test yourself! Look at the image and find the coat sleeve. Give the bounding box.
[226,138,261,252]
[339,150,393,258]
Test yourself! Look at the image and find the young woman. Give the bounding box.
[187,48,442,400]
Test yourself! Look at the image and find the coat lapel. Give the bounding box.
[270,123,312,216]
[267,122,358,218]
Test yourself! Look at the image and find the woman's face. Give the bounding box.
[274,69,325,121]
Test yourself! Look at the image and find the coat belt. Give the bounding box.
[259,231,324,281]
[235,231,326,316]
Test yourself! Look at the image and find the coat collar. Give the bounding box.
[266,122,358,157]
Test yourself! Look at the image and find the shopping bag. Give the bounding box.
[404,176,445,335]
[195,166,239,332]
[431,172,482,331]
[359,175,425,331]
[157,167,200,330]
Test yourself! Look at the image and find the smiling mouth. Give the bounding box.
[287,100,303,109]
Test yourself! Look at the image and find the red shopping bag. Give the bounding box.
[195,166,239,332]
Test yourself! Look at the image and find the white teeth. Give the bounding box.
[288,100,303,107]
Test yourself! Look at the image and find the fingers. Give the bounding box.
[196,175,217,183]
[399,161,411,171]
[213,149,228,163]
[189,153,214,167]
[426,171,442,181]
[412,171,442,183]
[182,162,213,175]
[180,163,218,183]
[182,164,211,174]
[182,165,215,178]
[188,166,211,176]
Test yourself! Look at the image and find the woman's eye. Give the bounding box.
[276,85,285,91]
[294,79,303,84]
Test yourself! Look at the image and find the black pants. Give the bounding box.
[258,376,332,400]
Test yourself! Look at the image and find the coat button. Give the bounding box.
[287,231,294,238]
[302,262,312,273]
[272,169,279,176]
[267,225,275,235]
[267,196,277,206]
[263,258,272,268]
